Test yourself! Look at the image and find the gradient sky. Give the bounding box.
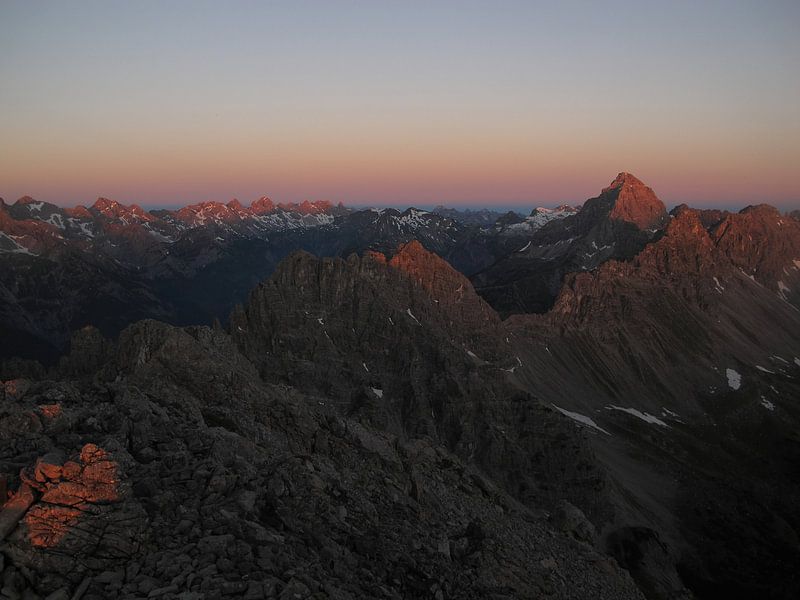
[1,0,798,210]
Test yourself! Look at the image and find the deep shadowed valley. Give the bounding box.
[2,174,800,600]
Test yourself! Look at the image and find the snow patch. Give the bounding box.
[78,221,95,237]
[552,405,611,435]
[501,206,576,235]
[517,241,531,252]
[362,362,369,372]
[606,405,669,427]
[660,407,685,423]
[755,365,775,374]
[406,308,421,325]
[396,208,432,230]
[45,213,65,229]
[713,277,725,293]
[143,223,174,243]
[726,368,742,390]
[0,232,37,255]
[760,396,775,411]
[371,387,383,398]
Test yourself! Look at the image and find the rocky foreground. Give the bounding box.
[0,319,643,600]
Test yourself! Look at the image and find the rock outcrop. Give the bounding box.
[0,321,644,599]
[604,173,669,231]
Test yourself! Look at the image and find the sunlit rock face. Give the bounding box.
[3,439,145,595]
[23,444,120,548]
[604,172,669,231]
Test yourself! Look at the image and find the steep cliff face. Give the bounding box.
[228,242,612,524]
[387,241,501,336]
[710,204,800,304]
[604,172,669,231]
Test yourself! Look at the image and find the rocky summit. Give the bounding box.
[1,173,800,600]
[604,172,669,231]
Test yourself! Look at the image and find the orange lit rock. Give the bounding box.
[34,451,66,482]
[39,445,119,507]
[604,172,669,231]
[15,444,122,549]
[24,504,82,548]
[39,404,62,419]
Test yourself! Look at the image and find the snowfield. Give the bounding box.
[726,368,742,390]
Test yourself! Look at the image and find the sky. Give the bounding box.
[1,0,798,210]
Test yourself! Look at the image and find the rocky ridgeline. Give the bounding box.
[0,320,644,600]
[472,173,800,317]
[229,242,613,524]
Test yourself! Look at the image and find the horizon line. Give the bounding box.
[2,194,798,215]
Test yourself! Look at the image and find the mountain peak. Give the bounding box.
[251,196,275,214]
[392,239,428,259]
[603,172,646,192]
[389,240,460,285]
[602,172,668,230]
[93,197,120,210]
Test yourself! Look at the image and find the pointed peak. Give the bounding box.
[603,172,646,193]
[597,172,668,230]
[389,240,458,281]
[93,197,120,210]
[64,205,92,219]
[16,195,39,205]
[227,199,243,210]
[389,240,462,283]
[394,239,428,257]
[251,196,275,214]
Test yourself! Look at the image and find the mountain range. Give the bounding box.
[0,191,580,363]
[1,173,799,599]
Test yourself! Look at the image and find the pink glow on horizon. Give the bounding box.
[1,2,798,211]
